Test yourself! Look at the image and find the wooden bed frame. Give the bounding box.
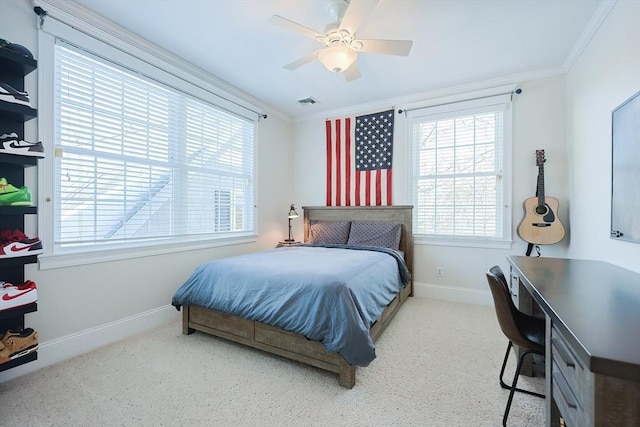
[181,205,414,388]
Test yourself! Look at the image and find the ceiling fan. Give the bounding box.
[268,0,413,82]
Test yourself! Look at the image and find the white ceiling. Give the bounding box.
[73,0,605,119]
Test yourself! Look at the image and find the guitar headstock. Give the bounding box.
[535,149,546,166]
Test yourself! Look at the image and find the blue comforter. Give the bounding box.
[171,244,410,366]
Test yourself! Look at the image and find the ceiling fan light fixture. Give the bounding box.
[317,45,357,73]
[268,0,413,82]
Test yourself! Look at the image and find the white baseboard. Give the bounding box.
[413,282,493,306]
[0,304,180,383]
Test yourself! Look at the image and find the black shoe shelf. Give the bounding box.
[0,46,40,372]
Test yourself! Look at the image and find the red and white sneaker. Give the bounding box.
[0,229,43,258]
[0,280,37,311]
[1,279,37,290]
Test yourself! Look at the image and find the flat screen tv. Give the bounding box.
[611,90,640,244]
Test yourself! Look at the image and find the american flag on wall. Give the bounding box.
[325,109,395,206]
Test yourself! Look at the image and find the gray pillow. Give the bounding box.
[308,221,351,244]
[347,222,402,250]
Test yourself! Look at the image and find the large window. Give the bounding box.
[53,42,255,252]
[409,95,512,245]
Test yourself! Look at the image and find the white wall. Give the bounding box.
[292,0,640,297]
[566,0,640,273]
[293,74,569,303]
[0,0,294,380]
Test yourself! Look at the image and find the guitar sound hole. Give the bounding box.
[535,205,548,215]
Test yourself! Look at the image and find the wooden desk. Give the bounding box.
[507,256,640,427]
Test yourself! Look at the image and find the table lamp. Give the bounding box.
[286,204,299,242]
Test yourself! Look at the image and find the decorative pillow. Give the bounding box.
[308,221,351,244]
[347,222,402,250]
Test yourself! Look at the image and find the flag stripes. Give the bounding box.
[325,110,394,206]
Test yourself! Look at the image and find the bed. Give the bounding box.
[172,205,413,388]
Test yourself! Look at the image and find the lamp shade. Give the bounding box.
[317,45,357,73]
[288,204,299,219]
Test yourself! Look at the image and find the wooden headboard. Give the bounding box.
[302,205,414,283]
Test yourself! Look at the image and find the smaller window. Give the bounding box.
[409,95,512,244]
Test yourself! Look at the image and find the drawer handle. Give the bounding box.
[552,337,575,368]
[553,369,578,410]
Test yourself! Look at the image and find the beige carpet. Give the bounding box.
[0,298,544,426]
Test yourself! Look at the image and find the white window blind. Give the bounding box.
[410,96,510,241]
[54,43,255,250]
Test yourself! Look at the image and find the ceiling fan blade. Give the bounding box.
[339,0,379,34]
[358,39,413,56]
[283,51,320,70]
[268,15,323,40]
[343,63,362,82]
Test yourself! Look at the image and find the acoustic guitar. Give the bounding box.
[517,150,565,245]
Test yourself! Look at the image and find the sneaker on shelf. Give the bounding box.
[0,82,33,108]
[1,279,37,290]
[0,229,43,258]
[0,328,38,364]
[0,133,44,157]
[0,280,37,311]
[3,43,34,60]
[0,39,34,59]
[0,177,32,206]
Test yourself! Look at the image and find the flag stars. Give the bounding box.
[353,110,395,172]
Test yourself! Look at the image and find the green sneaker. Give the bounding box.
[0,177,32,206]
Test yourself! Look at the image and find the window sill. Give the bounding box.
[414,235,513,249]
[38,234,258,270]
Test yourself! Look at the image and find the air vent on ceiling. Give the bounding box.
[297,97,318,106]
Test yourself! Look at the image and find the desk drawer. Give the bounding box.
[551,348,585,403]
[551,326,586,405]
[552,361,583,427]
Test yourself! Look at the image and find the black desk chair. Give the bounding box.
[486,266,545,426]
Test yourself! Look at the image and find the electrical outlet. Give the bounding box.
[436,267,443,277]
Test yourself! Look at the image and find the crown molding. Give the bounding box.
[293,66,565,123]
[562,0,618,72]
